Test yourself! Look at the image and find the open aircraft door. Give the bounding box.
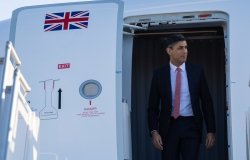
[9,0,124,159]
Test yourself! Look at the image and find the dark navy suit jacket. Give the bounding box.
[148,63,216,142]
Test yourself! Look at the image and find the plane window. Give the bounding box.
[79,80,102,99]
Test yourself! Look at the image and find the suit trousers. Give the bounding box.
[161,116,201,160]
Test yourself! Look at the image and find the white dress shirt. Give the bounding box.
[170,62,193,117]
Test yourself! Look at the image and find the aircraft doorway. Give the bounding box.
[129,26,228,160]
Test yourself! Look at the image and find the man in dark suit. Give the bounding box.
[148,34,216,160]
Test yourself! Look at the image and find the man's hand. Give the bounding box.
[206,132,215,149]
[151,131,163,150]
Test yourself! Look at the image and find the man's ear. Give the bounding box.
[166,48,171,56]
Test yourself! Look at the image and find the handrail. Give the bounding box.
[1,68,20,160]
[8,69,32,159]
[0,41,22,100]
[6,41,21,66]
[1,68,36,160]
[8,41,31,95]
[19,70,31,97]
[0,41,36,160]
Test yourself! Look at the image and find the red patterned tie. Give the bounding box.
[173,67,181,119]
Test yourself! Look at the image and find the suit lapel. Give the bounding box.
[185,63,195,98]
[161,64,172,105]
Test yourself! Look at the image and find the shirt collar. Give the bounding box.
[169,62,186,72]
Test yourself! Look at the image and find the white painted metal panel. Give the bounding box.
[10,1,123,159]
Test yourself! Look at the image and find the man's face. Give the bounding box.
[166,40,188,66]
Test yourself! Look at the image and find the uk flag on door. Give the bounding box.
[44,11,89,32]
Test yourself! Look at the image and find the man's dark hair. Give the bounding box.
[163,34,186,48]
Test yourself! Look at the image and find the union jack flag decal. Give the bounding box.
[44,11,89,32]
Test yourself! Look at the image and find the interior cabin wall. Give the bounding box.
[131,28,228,160]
